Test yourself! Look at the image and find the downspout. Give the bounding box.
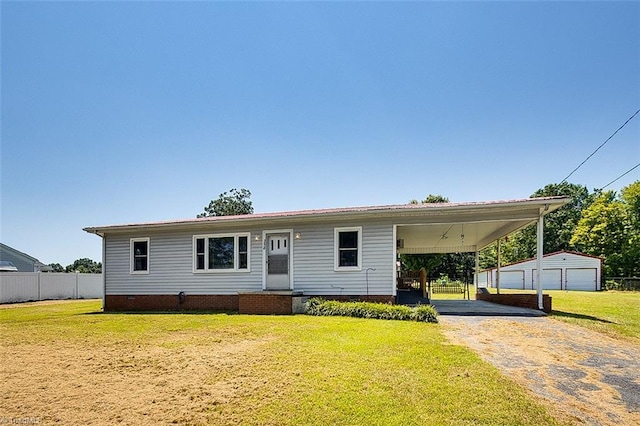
[101,234,106,311]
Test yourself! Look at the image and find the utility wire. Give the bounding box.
[598,162,640,191]
[561,108,640,183]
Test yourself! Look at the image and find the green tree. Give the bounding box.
[508,182,594,261]
[571,181,640,277]
[48,263,65,272]
[409,194,450,204]
[65,258,102,274]
[621,181,640,275]
[401,254,444,273]
[197,188,254,218]
[429,252,475,283]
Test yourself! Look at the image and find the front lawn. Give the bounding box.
[0,300,567,425]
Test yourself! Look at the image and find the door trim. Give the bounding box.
[262,229,294,290]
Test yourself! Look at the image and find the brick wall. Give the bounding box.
[476,293,552,313]
[105,294,239,312]
[105,293,396,313]
[238,293,293,315]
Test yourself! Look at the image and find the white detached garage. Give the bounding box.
[478,251,602,291]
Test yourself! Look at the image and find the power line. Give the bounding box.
[598,162,640,191]
[561,108,640,183]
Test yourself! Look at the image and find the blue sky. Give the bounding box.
[2,1,639,266]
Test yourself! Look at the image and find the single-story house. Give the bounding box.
[84,196,569,313]
[476,250,602,291]
[0,243,52,272]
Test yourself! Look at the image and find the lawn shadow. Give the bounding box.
[551,310,614,324]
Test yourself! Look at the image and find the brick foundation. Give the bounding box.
[104,293,397,313]
[476,293,552,313]
[104,294,239,312]
[238,293,294,315]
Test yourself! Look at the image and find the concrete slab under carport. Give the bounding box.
[430,300,546,317]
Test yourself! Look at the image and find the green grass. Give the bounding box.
[0,300,568,425]
[548,290,640,343]
[483,288,640,343]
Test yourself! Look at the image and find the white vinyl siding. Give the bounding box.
[106,231,262,295]
[295,223,394,295]
[104,222,396,297]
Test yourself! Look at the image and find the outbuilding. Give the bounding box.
[84,196,570,313]
[476,250,602,291]
[0,243,51,272]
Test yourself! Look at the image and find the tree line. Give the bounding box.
[48,258,102,274]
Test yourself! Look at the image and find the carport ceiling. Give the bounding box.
[395,197,569,254]
[397,220,535,254]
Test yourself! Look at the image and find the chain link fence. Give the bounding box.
[604,277,640,291]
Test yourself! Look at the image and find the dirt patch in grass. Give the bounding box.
[0,299,100,309]
[1,337,278,424]
[441,316,640,426]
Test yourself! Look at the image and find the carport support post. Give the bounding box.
[496,238,501,294]
[536,211,544,310]
[474,250,479,299]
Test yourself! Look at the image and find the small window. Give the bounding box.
[193,233,250,272]
[195,238,205,270]
[334,227,362,271]
[130,238,150,274]
[238,236,248,269]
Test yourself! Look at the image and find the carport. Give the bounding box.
[393,197,570,310]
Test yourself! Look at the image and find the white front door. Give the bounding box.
[266,234,290,290]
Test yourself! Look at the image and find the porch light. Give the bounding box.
[254,235,261,242]
[295,232,301,240]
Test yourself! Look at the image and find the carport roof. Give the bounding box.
[84,196,570,249]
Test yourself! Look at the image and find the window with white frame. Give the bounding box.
[334,227,362,271]
[130,238,150,274]
[193,233,250,272]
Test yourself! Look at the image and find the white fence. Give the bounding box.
[0,273,103,304]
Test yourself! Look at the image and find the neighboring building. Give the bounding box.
[83,197,569,313]
[0,243,51,272]
[476,251,602,291]
[0,261,19,272]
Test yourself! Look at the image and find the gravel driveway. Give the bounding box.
[440,316,640,426]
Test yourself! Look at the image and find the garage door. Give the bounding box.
[531,268,562,290]
[566,268,597,291]
[497,270,525,289]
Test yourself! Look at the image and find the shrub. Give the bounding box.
[305,298,438,323]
